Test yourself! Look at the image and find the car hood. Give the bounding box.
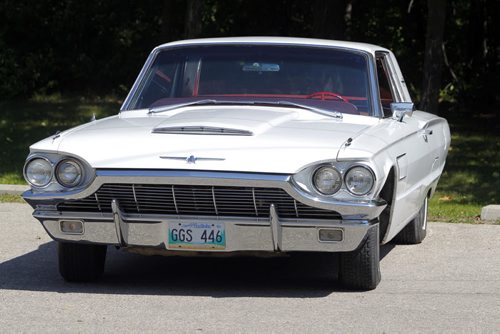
[32,106,381,174]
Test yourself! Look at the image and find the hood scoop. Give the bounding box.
[152,126,253,136]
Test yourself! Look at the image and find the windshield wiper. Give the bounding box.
[273,101,343,119]
[148,99,218,114]
[148,99,343,119]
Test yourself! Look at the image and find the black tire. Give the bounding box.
[58,242,107,282]
[339,224,381,290]
[393,197,428,244]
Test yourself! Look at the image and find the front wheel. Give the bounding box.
[58,242,107,282]
[339,224,381,290]
[394,197,428,244]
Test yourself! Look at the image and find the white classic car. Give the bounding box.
[22,37,450,290]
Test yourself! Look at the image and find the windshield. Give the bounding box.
[127,45,373,116]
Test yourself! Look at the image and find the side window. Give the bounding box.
[376,55,396,117]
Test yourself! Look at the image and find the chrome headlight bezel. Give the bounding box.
[23,153,94,192]
[292,161,377,200]
[312,165,342,195]
[344,165,375,196]
[23,156,54,188]
[55,159,84,188]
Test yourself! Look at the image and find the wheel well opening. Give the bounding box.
[378,167,395,241]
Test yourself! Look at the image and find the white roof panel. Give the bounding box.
[155,36,390,55]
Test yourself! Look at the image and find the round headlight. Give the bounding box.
[25,158,53,187]
[345,166,374,195]
[313,166,342,195]
[56,160,83,187]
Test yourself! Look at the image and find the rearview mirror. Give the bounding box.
[391,102,414,122]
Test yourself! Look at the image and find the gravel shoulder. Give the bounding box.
[1,203,499,332]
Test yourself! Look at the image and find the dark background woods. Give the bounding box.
[0,0,498,126]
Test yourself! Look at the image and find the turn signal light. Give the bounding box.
[318,228,343,242]
[60,220,84,234]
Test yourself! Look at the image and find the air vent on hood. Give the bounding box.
[152,126,253,136]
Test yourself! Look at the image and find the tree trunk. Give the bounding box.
[312,0,348,40]
[184,0,203,39]
[419,0,446,114]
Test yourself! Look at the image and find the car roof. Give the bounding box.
[155,37,390,55]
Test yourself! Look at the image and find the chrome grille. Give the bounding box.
[58,184,341,219]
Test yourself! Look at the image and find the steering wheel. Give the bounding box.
[306,91,349,103]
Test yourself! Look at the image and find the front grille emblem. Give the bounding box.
[160,155,225,164]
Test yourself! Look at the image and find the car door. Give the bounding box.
[374,51,443,241]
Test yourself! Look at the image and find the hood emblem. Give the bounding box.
[160,155,225,164]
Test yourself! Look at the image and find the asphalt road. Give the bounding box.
[1,203,499,333]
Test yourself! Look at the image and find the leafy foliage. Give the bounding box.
[0,0,497,119]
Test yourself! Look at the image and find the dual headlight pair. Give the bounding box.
[24,157,83,188]
[313,165,374,196]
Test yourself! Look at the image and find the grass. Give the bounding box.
[0,95,120,184]
[0,194,25,203]
[0,96,498,223]
[428,133,500,223]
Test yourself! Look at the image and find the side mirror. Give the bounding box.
[391,102,415,122]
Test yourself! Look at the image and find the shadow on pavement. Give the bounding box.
[0,241,395,298]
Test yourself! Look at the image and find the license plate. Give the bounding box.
[168,222,226,250]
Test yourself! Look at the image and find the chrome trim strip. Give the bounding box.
[132,184,140,213]
[171,185,179,214]
[23,170,290,200]
[112,199,126,246]
[211,186,218,215]
[160,156,226,163]
[33,210,368,227]
[269,204,281,251]
[94,193,102,212]
[293,200,299,218]
[251,188,258,216]
[120,49,159,111]
[153,126,253,136]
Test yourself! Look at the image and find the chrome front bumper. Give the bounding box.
[25,169,385,253]
[34,205,375,253]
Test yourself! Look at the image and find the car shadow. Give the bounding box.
[0,241,395,298]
